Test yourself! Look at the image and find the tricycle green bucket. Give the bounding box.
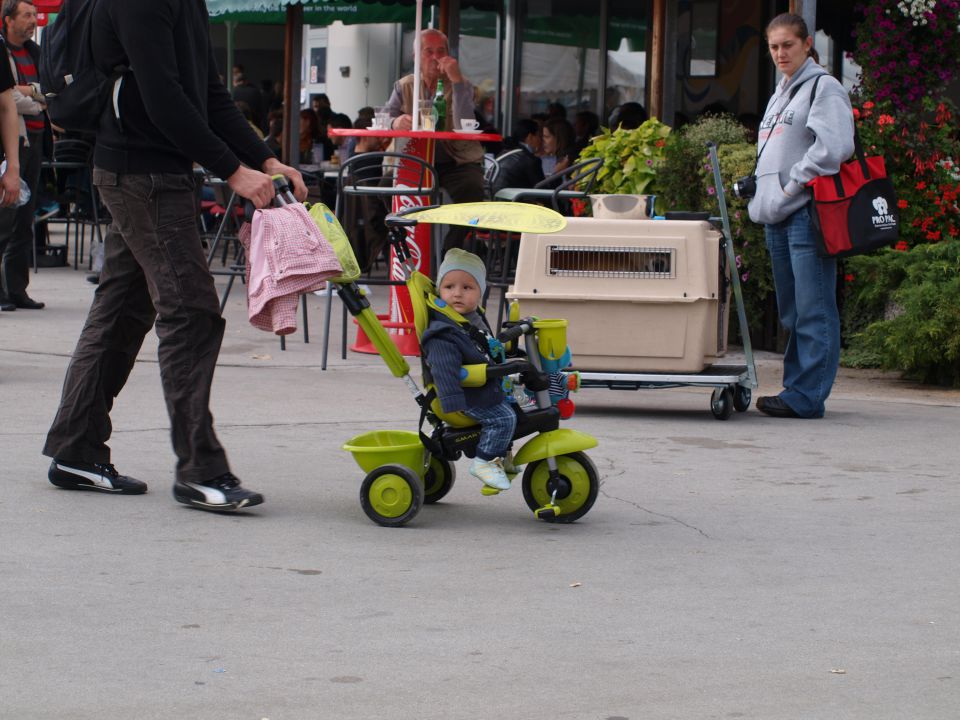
[343,430,434,527]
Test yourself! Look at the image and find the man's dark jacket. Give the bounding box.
[91,0,271,178]
[491,145,544,198]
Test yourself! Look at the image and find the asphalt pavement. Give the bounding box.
[2,251,959,720]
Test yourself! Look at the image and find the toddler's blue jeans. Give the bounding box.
[464,401,517,460]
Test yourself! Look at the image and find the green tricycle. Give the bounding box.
[274,182,600,526]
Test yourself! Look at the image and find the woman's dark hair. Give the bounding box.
[544,117,574,160]
[299,108,320,141]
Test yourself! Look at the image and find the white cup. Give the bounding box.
[460,118,480,131]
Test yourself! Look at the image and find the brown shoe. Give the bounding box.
[10,294,44,309]
[756,395,801,418]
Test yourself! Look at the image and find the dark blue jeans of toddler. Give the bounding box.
[464,401,517,460]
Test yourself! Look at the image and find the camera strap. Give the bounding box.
[751,74,818,173]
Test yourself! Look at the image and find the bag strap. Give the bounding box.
[752,74,818,173]
[807,75,868,199]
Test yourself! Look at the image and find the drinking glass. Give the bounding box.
[418,100,435,131]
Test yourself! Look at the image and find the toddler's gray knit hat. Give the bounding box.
[437,248,486,297]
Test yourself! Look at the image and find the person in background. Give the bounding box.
[42,0,307,511]
[0,12,20,213]
[545,102,567,121]
[571,110,599,158]
[326,111,353,165]
[299,108,320,158]
[231,64,265,133]
[748,12,854,419]
[539,117,575,176]
[235,100,263,139]
[490,118,543,198]
[0,0,46,311]
[264,112,282,158]
[386,28,484,257]
[607,101,647,130]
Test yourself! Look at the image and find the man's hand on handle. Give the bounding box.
[263,157,308,202]
[226,159,308,209]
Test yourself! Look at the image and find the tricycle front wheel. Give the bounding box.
[360,464,424,527]
[521,452,599,523]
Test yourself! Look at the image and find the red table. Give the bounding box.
[330,128,501,355]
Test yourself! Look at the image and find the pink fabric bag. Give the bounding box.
[239,203,342,335]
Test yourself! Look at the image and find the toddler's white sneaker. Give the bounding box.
[470,457,511,490]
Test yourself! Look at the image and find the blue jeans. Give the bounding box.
[764,204,840,418]
[464,401,516,460]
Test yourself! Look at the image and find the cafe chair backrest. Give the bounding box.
[52,139,94,165]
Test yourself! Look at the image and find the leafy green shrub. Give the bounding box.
[577,118,672,195]
[658,114,751,213]
[843,242,960,386]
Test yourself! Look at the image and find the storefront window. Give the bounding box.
[605,0,650,126]
[516,0,602,120]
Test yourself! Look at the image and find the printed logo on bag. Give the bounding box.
[871,195,896,229]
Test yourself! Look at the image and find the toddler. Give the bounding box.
[421,249,518,491]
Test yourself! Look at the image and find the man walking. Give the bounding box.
[0,0,46,311]
[42,0,307,512]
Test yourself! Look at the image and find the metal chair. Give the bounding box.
[320,151,439,370]
[493,156,603,212]
[485,157,603,330]
[41,139,106,270]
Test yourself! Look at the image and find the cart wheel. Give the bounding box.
[423,455,456,504]
[521,452,599,523]
[710,387,734,420]
[359,465,423,527]
[733,385,752,413]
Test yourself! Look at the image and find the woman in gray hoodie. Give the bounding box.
[748,13,854,419]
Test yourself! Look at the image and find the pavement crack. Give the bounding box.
[601,489,712,538]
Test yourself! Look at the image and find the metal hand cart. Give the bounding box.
[508,143,758,420]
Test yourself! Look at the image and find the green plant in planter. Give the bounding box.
[659,114,751,213]
[577,118,671,195]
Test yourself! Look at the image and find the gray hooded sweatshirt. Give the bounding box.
[747,58,855,225]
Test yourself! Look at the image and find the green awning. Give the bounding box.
[208,0,418,24]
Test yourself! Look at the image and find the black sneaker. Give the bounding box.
[173,473,263,512]
[48,460,148,495]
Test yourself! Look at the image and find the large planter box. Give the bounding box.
[506,217,729,373]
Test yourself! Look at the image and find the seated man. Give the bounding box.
[491,118,544,199]
[386,28,484,258]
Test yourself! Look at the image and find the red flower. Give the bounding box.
[895,240,909,251]
[897,199,909,209]
[863,101,875,110]
[925,230,942,241]
[916,181,927,190]
[844,273,855,282]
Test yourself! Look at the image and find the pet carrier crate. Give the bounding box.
[505,143,758,419]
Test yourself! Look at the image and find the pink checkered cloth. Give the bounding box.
[239,203,342,335]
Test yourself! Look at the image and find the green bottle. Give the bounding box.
[432,78,446,132]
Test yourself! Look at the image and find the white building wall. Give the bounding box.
[304,22,398,119]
